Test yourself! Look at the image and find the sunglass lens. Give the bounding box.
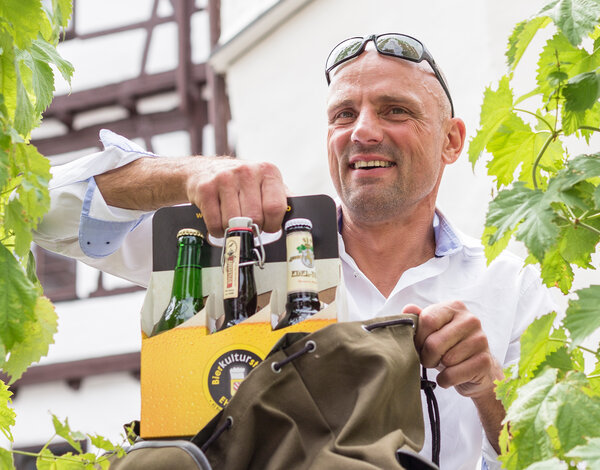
[327,39,364,70]
[376,35,423,60]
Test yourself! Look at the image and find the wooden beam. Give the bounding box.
[1,352,140,389]
[34,108,191,156]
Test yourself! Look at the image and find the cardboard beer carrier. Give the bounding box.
[139,195,340,438]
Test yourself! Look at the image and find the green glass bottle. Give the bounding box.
[151,228,204,336]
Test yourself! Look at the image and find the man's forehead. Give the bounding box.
[327,48,429,89]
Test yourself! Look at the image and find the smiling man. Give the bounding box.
[34,33,555,470]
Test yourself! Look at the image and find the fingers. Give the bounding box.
[186,158,287,237]
[415,300,499,397]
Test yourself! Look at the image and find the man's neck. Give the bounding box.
[341,206,437,298]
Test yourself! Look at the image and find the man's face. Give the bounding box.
[326,50,451,225]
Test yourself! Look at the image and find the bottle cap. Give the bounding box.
[228,217,253,228]
[284,218,313,231]
[177,228,203,238]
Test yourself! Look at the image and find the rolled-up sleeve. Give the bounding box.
[33,130,157,287]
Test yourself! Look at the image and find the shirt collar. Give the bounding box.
[336,206,463,258]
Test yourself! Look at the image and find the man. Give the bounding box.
[34,34,554,469]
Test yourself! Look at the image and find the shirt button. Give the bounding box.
[353,272,359,278]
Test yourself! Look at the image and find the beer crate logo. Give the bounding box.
[204,347,262,409]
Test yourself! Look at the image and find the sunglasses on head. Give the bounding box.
[325,33,454,117]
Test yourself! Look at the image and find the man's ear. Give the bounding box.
[441,117,466,165]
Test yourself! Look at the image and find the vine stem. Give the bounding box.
[578,126,600,133]
[549,338,598,356]
[532,133,556,189]
[556,214,600,237]
[514,108,554,131]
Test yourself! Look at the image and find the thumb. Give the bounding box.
[402,303,422,315]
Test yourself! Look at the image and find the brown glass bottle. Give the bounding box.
[220,217,258,330]
[275,218,320,329]
[151,228,204,336]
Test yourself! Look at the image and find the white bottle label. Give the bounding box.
[286,231,318,294]
[223,236,240,299]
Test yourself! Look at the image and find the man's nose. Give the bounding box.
[351,110,383,144]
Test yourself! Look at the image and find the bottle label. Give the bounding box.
[223,236,241,299]
[286,231,318,293]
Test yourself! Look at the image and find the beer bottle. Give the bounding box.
[220,217,258,330]
[151,228,204,336]
[275,218,320,329]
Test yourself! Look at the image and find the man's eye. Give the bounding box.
[335,110,355,121]
[389,107,407,115]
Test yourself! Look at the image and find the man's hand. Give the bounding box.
[96,155,288,237]
[184,157,288,237]
[403,301,505,452]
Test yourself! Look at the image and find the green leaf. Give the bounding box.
[523,457,568,470]
[52,415,85,453]
[486,183,559,261]
[0,379,15,441]
[507,17,552,70]
[502,368,600,469]
[2,296,57,382]
[563,286,600,347]
[0,243,37,351]
[89,434,116,453]
[589,360,600,394]
[31,37,74,86]
[541,245,574,293]
[565,437,600,466]
[0,448,15,470]
[558,222,599,269]
[536,33,600,106]
[563,71,600,112]
[485,113,564,189]
[18,49,54,113]
[13,65,35,137]
[35,448,56,470]
[53,0,74,29]
[468,75,515,167]
[537,0,600,46]
[0,0,47,49]
[519,312,564,377]
[482,224,516,264]
[0,32,18,122]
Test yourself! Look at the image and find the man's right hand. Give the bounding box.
[184,156,288,237]
[95,155,288,237]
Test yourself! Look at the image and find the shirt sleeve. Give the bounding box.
[33,130,158,287]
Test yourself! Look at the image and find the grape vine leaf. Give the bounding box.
[0,448,15,470]
[565,437,600,467]
[562,72,600,112]
[537,0,600,46]
[523,458,568,470]
[2,296,57,382]
[501,368,600,469]
[485,183,558,262]
[0,0,47,50]
[485,113,563,189]
[519,312,565,377]
[0,243,37,351]
[468,75,515,167]
[563,286,600,347]
[506,17,552,70]
[0,379,15,441]
[541,245,574,293]
[52,415,85,453]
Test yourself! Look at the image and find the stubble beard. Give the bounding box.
[337,143,409,224]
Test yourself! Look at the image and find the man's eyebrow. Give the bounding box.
[327,99,355,112]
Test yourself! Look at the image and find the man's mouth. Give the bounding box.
[350,160,395,169]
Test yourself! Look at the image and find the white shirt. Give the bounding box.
[34,130,556,470]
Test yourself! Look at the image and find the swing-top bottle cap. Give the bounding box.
[284,218,313,231]
[228,216,253,229]
[177,228,203,238]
